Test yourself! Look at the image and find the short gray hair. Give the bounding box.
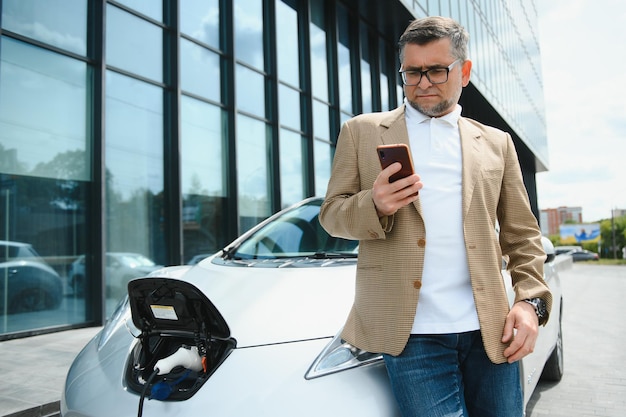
[398,16,469,63]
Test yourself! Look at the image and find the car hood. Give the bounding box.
[145,257,357,348]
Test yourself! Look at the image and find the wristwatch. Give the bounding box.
[523,298,548,325]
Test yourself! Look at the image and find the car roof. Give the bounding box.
[0,240,32,247]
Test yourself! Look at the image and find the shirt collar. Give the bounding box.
[404,98,462,126]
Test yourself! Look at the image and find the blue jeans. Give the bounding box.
[383,331,522,417]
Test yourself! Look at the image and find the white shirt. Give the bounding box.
[404,100,480,334]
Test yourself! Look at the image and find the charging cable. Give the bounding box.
[136,346,204,417]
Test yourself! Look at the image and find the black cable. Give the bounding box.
[137,368,159,417]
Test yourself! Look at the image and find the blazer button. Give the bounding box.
[417,238,426,247]
[368,230,379,239]
[413,280,422,289]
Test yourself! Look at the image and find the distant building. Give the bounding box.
[540,206,583,236]
[612,208,626,218]
[0,1,550,340]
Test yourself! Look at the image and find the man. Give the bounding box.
[319,16,552,417]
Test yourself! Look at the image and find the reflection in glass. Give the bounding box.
[314,139,331,197]
[276,0,300,87]
[379,39,390,111]
[106,4,163,82]
[310,1,328,102]
[115,0,162,21]
[236,65,265,118]
[105,71,164,314]
[0,37,89,180]
[313,100,329,141]
[181,38,221,101]
[234,0,264,70]
[0,190,86,334]
[279,129,305,208]
[237,114,270,233]
[337,5,353,114]
[180,0,219,47]
[279,84,301,131]
[181,96,228,259]
[1,0,87,55]
[360,24,372,114]
[0,37,89,334]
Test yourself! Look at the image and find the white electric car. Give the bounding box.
[61,197,563,417]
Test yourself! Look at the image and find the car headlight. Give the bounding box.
[305,330,383,379]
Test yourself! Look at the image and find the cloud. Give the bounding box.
[537,0,626,221]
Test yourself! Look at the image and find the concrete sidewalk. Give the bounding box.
[0,327,101,417]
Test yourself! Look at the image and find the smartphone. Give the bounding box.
[377,143,416,183]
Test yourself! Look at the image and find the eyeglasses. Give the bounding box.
[399,59,462,86]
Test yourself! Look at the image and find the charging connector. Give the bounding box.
[154,345,203,375]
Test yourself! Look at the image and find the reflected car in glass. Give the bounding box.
[68,253,162,298]
[61,198,564,417]
[0,240,63,314]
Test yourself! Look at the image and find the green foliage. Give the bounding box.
[599,215,626,259]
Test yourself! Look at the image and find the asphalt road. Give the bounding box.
[526,263,626,417]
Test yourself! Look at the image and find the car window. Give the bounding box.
[234,201,358,259]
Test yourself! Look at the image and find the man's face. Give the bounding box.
[401,38,471,117]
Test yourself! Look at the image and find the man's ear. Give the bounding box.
[461,60,472,86]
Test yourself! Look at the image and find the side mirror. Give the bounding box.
[541,236,556,264]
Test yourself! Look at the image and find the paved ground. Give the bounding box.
[0,263,624,417]
[526,264,626,417]
[0,327,101,417]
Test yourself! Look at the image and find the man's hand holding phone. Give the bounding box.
[373,144,422,217]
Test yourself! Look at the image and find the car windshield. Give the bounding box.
[231,200,358,260]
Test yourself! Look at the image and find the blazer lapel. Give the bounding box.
[380,105,410,146]
[379,104,423,216]
[459,118,483,219]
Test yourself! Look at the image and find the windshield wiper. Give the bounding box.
[310,252,357,259]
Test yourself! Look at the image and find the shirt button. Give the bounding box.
[417,238,426,247]
[413,280,422,289]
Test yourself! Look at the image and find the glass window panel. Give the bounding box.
[278,84,301,131]
[0,175,89,334]
[115,0,162,21]
[310,1,328,102]
[379,38,390,111]
[360,25,372,114]
[0,38,89,180]
[279,129,305,208]
[312,100,329,141]
[428,0,439,15]
[0,38,90,334]
[180,38,220,101]
[440,0,451,17]
[276,0,300,87]
[234,0,264,70]
[105,71,164,315]
[180,96,228,261]
[180,0,219,48]
[337,6,353,114]
[314,139,331,197]
[236,114,270,233]
[106,4,163,82]
[236,65,265,118]
[1,0,87,55]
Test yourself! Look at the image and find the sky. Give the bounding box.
[536,1,626,222]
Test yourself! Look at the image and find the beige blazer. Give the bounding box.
[319,105,552,364]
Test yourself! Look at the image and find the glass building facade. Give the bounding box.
[0,0,546,339]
